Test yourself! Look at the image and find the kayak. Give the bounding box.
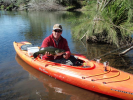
[15,54,117,99]
[13,41,133,100]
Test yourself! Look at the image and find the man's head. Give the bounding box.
[52,24,63,41]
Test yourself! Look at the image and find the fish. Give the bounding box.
[33,46,65,59]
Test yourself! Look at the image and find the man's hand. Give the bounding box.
[63,53,69,59]
[45,51,52,57]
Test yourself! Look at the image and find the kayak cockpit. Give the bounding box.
[17,41,95,70]
[35,56,95,70]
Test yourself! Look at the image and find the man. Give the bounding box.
[41,24,71,61]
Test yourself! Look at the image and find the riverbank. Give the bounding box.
[0,1,65,11]
[0,0,86,11]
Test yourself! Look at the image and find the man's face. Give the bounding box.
[52,29,62,40]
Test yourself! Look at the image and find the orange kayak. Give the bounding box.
[13,41,133,100]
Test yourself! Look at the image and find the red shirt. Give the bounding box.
[41,34,71,60]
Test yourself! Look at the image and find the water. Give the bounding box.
[0,10,132,100]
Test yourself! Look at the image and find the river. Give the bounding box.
[0,10,133,100]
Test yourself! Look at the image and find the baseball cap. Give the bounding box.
[53,24,62,30]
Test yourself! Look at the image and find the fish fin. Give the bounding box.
[54,55,58,59]
[57,52,65,56]
[55,51,63,56]
[55,51,58,54]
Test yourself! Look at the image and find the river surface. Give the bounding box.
[0,10,133,100]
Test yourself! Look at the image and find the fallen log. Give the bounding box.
[119,46,133,55]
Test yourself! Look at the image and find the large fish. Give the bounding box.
[33,46,65,59]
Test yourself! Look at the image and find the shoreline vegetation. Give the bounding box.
[70,0,133,48]
[1,0,133,49]
[0,0,85,11]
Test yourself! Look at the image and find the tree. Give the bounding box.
[78,0,133,47]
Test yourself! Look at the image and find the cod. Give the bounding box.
[33,46,65,59]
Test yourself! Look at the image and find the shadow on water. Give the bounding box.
[15,54,121,100]
[16,11,83,45]
[82,40,133,74]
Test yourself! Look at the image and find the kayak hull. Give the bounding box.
[13,41,133,100]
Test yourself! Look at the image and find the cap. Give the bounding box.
[53,24,62,30]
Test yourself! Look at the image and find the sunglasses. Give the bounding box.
[54,30,62,33]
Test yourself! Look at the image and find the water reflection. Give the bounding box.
[15,54,120,100]
[17,11,83,45]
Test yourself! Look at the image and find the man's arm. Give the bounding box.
[63,39,71,59]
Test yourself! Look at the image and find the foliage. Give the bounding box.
[70,0,133,47]
[0,0,85,11]
[0,0,29,10]
[1,5,4,10]
[55,0,79,6]
[6,4,13,10]
[67,11,95,39]
[100,0,133,46]
[102,0,129,25]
